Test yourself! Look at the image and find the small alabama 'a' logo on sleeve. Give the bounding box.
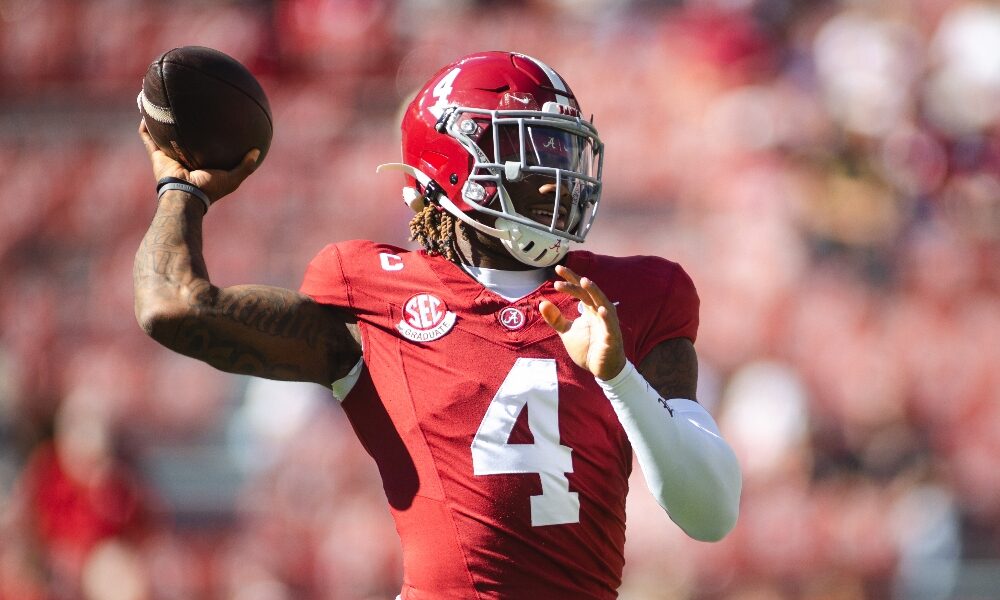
[397,293,456,342]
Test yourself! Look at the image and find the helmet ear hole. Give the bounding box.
[463,181,488,203]
[450,174,458,184]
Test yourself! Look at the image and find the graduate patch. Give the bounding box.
[397,293,456,342]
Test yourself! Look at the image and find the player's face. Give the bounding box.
[458,123,593,270]
[491,123,594,235]
[451,173,574,271]
[503,174,575,231]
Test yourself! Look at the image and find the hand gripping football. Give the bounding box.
[138,46,272,171]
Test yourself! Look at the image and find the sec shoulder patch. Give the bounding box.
[397,293,456,342]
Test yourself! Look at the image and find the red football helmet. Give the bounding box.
[379,51,604,267]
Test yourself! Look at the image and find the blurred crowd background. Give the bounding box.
[2,0,1000,598]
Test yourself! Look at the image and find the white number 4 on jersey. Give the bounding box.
[471,358,580,526]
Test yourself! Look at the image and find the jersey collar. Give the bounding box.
[458,263,548,302]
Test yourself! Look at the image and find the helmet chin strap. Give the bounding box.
[495,218,572,268]
[492,176,572,268]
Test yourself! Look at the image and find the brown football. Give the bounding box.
[138,46,272,171]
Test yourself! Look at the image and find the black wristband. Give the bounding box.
[156,176,187,192]
[156,177,211,212]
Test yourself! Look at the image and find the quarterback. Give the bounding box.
[134,51,741,599]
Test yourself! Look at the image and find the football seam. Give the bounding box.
[161,59,273,132]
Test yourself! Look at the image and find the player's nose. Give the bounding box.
[538,182,570,198]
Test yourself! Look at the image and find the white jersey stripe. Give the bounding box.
[515,53,569,105]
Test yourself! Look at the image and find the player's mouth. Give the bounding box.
[527,205,568,229]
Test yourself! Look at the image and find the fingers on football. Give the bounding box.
[231,148,262,180]
[539,300,570,334]
[138,120,161,158]
[243,148,262,170]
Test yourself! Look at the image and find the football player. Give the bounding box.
[135,51,742,599]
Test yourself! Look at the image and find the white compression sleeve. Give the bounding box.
[598,360,742,541]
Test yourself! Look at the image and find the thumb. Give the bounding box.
[232,148,261,179]
[539,300,570,334]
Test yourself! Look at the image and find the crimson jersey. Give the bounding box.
[300,240,699,600]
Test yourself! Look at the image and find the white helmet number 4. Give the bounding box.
[429,67,461,120]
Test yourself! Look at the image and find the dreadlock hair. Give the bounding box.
[409,203,463,262]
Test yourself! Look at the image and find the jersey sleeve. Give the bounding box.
[300,239,393,310]
[632,257,700,363]
[299,243,351,308]
[298,242,360,399]
[300,239,411,316]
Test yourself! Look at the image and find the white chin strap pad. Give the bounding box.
[496,218,571,268]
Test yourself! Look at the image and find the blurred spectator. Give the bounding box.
[3,396,155,599]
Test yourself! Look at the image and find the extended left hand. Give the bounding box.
[539,265,627,381]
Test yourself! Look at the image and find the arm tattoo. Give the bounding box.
[134,195,359,384]
[171,317,299,377]
[134,200,205,289]
[209,288,322,347]
[637,337,699,401]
